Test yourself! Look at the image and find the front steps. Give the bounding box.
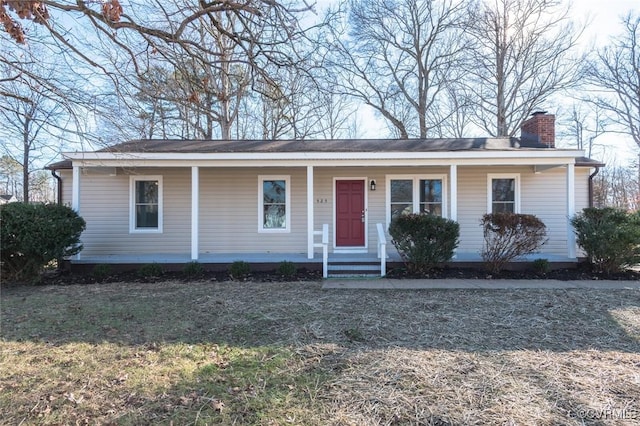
[327,256,383,278]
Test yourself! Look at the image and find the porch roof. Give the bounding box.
[51,138,600,169]
[99,137,543,153]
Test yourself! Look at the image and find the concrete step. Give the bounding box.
[327,261,381,278]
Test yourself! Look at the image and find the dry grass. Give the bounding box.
[1,280,639,425]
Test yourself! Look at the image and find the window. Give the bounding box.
[420,179,443,216]
[130,176,162,233]
[488,174,520,213]
[390,179,413,221]
[387,175,446,223]
[259,176,290,232]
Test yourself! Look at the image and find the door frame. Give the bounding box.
[333,177,368,252]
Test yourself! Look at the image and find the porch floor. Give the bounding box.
[71,252,575,265]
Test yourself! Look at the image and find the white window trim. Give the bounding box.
[258,175,291,233]
[386,174,448,226]
[130,175,163,233]
[487,173,521,213]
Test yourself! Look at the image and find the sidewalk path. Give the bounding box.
[323,278,640,290]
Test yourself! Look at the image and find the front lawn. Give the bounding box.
[1,280,639,424]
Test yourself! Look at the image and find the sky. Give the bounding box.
[313,0,639,165]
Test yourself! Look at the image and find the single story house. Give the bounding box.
[48,112,603,276]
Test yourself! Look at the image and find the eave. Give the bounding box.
[63,149,587,168]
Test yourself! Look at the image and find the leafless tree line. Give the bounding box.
[593,162,639,212]
[0,0,638,208]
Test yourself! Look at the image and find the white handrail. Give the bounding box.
[313,224,329,278]
[376,223,387,276]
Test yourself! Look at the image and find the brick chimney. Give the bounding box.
[520,111,555,148]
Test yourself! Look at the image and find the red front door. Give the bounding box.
[336,180,365,247]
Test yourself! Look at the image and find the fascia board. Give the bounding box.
[69,157,579,169]
[64,149,585,164]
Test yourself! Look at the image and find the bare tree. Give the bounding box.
[0,45,92,202]
[593,162,639,211]
[2,1,314,98]
[315,90,358,139]
[465,0,583,137]
[29,170,55,203]
[0,154,21,199]
[0,76,62,202]
[323,0,470,138]
[584,13,640,151]
[557,104,606,158]
[583,13,640,206]
[143,11,253,140]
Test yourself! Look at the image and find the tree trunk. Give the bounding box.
[22,117,30,203]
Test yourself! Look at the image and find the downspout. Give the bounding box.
[50,169,62,205]
[588,167,600,208]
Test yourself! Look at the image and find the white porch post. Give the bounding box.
[450,164,458,258]
[72,165,80,213]
[566,163,576,259]
[449,164,458,221]
[191,166,199,261]
[307,165,314,259]
[72,165,81,260]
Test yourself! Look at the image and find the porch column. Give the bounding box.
[307,165,314,259]
[72,165,81,260]
[566,162,576,259]
[191,166,199,261]
[72,165,80,213]
[449,164,458,221]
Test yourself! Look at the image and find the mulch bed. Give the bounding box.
[386,262,640,281]
[11,262,638,287]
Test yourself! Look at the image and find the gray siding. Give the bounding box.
[73,164,594,258]
[59,170,72,206]
[79,168,190,256]
[200,167,307,254]
[457,165,592,256]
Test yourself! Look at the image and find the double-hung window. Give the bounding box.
[130,176,163,233]
[387,175,446,224]
[488,174,520,213]
[259,175,290,232]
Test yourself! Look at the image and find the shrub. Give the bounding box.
[229,260,251,280]
[481,212,547,274]
[92,264,112,281]
[183,261,204,279]
[138,262,164,278]
[276,260,297,277]
[531,258,550,275]
[571,207,640,274]
[389,213,459,273]
[1,203,85,282]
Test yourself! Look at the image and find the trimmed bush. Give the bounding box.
[138,262,164,278]
[276,260,297,277]
[1,203,85,282]
[183,261,204,279]
[481,212,547,274]
[229,260,251,280]
[389,213,459,273]
[531,258,550,275]
[571,207,640,274]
